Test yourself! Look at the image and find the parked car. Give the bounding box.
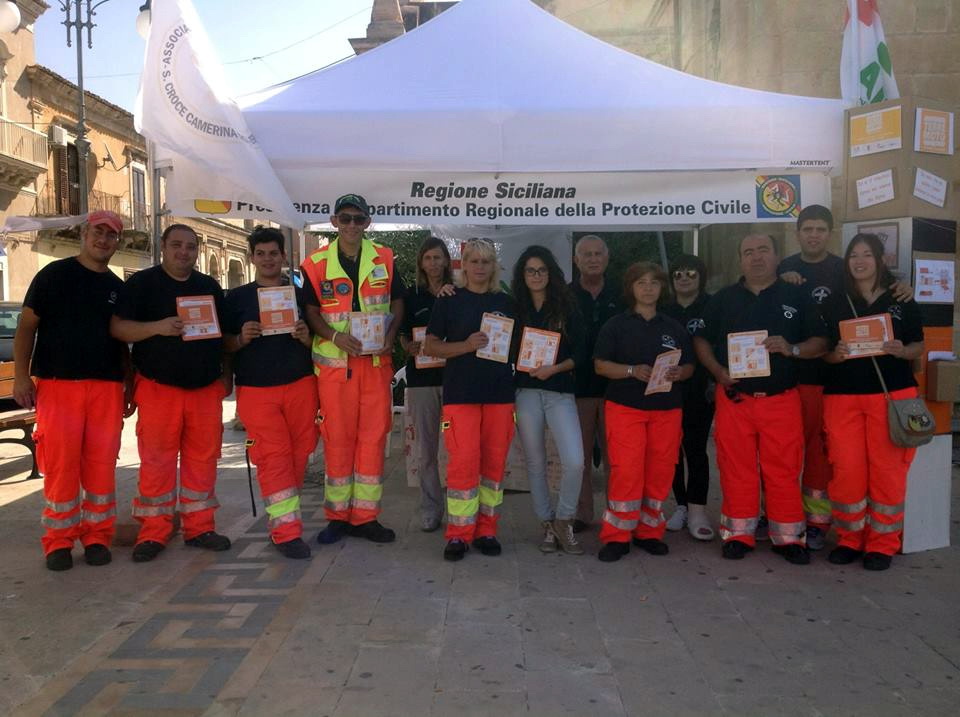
[0,302,22,362]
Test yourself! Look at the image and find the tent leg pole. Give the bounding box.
[657,231,669,271]
[693,225,700,256]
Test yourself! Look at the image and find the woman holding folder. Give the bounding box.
[593,262,694,562]
[424,239,516,562]
[821,233,924,571]
[511,246,585,556]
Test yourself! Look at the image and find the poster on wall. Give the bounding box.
[855,169,896,209]
[856,222,899,269]
[914,108,954,155]
[914,258,956,304]
[850,106,902,157]
[913,168,948,208]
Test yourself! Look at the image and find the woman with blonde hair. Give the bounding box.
[424,239,517,561]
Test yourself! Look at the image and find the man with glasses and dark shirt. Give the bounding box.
[301,194,404,545]
[569,235,620,532]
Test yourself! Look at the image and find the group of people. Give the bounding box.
[16,196,923,574]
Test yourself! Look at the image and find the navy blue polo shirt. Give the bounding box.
[593,311,693,411]
[400,285,443,388]
[570,280,621,398]
[698,279,826,397]
[662,292,712,402]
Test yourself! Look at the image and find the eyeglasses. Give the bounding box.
[673,269,698,280]
[524,267,549,277]
[336,213,369,225]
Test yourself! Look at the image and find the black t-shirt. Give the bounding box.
[426,289,516,405]
[698,279,826,396]
[594,311,693,411]
[23,257,125,381]
[514,304,584,395]
[301,245,405,311]
[114,266,224,389]
[570,280,621,398]
[822,291,923,395]
[400,285,443,388]
[662,292,712,403]
[223,281,314,388]
[778,253,844,385]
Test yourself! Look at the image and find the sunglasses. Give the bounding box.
[336,213,369,225]
[673,269,698,280]
[524,267,549,277]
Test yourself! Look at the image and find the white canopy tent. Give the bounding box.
[142,0,845,227]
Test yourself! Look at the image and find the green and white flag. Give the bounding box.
[840,0,899,106]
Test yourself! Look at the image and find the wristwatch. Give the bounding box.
[790,344,801,357]
[626,365,634,377]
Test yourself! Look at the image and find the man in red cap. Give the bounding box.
[14,210,132,571]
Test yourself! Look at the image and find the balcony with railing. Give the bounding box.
[0,117,48,190]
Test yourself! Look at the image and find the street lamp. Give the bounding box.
[0,0,152,214]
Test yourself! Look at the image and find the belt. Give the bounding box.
[726,387,786,402]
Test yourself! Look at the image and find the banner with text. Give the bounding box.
[166,169,831,227]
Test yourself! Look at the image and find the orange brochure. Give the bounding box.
[176,295,221,341]
[257,286,299,336]
[413,326,445,369]
[839,313,894,358]
[517,327,560,373]
[644,349,682,395]
[475,313,514,363]
[727,330,770,379]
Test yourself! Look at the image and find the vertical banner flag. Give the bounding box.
[135,0,298,225]
[840,0,899,106]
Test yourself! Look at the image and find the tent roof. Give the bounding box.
[239,0,843,174]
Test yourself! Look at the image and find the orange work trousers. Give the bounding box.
[442,403,515,542]
[714,387,805,547]
[132,376,225,545]
[237,376,319,544]
[316,356,393,525]
[600,402,681,544]
[798,383,833,529]
[35,378,123,555]
[822,388,917,556]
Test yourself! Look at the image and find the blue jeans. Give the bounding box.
[515,388,584,521]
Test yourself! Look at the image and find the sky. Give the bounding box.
[34,0,375,113]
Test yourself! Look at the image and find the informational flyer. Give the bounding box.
[350,312,390,354]
[257,285,298,336]
[849,106,902,157]
[727,330,770,379]
[915,259,956,304]
[475,312,515,363]
[839,313,894,358]
[914,108,954,155]
[912,168,948,208]
[856,169,896,209]
[517,327,561,373]
[644,348,682,395]
[413,326,445,369]
[176,295,221,341]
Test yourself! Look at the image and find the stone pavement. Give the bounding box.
[1,395,959,716]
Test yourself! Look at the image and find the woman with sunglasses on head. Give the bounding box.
[424,239,516,562]
[820,233,924,571]
[511,246,586,556]
[661,254,715,541]
[594,262,694,562]
[398,237,453,533]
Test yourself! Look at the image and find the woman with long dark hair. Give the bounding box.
[511,246,585,555]
[398,237,453,532]
[821,233,924,571]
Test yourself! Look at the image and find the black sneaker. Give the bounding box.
[274,538,311,559]
[45,548,73,571]
[772,543,810,565]
[471,536,502,556]
[316,520,351,544]
[721,540,753,560]
[572,519,590,534]
[84,543,112,566]
[443,538,468,561]
[185,531,231,551]
[598,541,630,562]
[132,540,165,563]
[828,546,863,565]
[350,520,396,543]
[632,538,669,556]
[863,552,892,571]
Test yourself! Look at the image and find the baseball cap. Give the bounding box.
[334,193,370,216]
[87,210,123,234]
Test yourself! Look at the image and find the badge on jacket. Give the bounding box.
[320,281,335,300]
[371,265,388,281]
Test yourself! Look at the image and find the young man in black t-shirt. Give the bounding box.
[224,227,317,560]
[111,224,231,563]
[14,211,129,571]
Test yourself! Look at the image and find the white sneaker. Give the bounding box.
[539,521,557,553]
[666,505,688,532]
[686,503,715,541]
